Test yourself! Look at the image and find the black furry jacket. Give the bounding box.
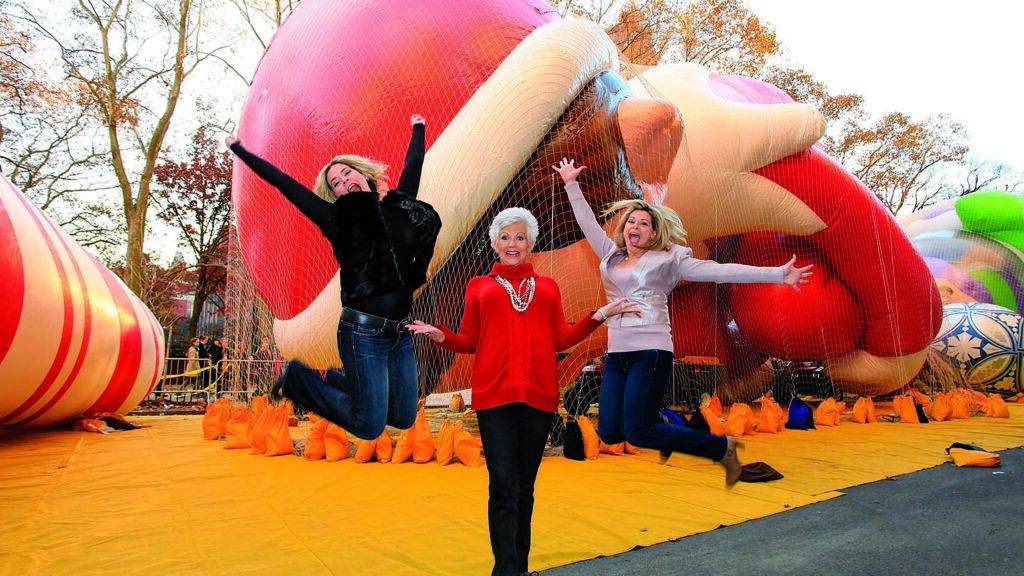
[230,124,441,319]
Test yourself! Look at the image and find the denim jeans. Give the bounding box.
[599,349,727,461]
[280,317,419,440]
[476,403,555,576]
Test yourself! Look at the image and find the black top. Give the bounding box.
[230,124,440,320]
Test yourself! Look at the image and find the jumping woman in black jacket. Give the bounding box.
[226,115,441,439]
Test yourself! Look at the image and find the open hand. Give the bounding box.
[597,296,641,320]
[552,158,586,185]
[406,319,443,342]
[782,255,813,291]
[411,114,426,126]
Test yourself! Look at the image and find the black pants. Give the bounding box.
[476,403,555,576]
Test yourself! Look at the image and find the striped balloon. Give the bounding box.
[0,175,165,428]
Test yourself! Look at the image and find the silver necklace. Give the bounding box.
[494,275,536,312]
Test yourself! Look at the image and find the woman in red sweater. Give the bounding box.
[408,207,634,576]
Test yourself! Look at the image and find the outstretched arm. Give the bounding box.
[395,115,426,197]
[226,135,334,233]
[553,159,618,259]
[674,248,812,289]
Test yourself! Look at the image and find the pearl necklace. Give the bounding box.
[494,275,536,312]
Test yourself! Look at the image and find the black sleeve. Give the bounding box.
[395,123,425,198]
[229,141,334,233]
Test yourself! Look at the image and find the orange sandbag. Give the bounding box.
[412,407,436,463]
[814,398,840,427]
[701,406,726,436]
[436,419,456,465]
[448,394,465,412]
[393,427,414,463]
[851,397,876,424]
[375,431,394,463]
[577,415,600,459]
[250,394,270,416]
[949,447,1001,467]
[249,407,271,454]
[757,398,785,433]
[324,423,351,462]
[968,389,987,412]
[950,391,971,419]
[983,394,1010,418]
[354,437,377,463]
[911,389,932,411]
[623,442,642,455]
[305,418,329,461]
[726,403,756,436]
[452,421,483,467]
[307,412,322,423]
[707,395,723,417]
[264,404,294,456]
[930,393,951,422]
[894,394,920,424]
[599,441,625,455]
[224,406,254,449]
[202,398,230,440]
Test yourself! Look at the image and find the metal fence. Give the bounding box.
[149,357,286,404]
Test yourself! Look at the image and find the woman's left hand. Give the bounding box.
[406,320,444,342]
[410,114,426,126]
[595,296,640,321]
[782,255,813,291]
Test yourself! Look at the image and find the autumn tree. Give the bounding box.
[17,0,220,295]
[110,252,190,330]
[154,127,232,339]
[0,5,116,252]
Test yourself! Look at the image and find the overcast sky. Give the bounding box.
[744,0,1021,171]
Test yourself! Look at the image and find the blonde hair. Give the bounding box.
[601,199,687,251]
[313,154,390,201]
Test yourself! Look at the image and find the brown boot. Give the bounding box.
[719,436,744,487]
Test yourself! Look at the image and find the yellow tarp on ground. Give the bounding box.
[1,406,1022,575]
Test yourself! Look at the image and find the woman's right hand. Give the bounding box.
[406,320,444,343]
[225,134,237,148]
[552,158,585,185]
[595,296,640,321]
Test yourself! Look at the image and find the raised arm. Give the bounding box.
[554,159,617,258]
[227,136,334,233]
[395,115,426,197]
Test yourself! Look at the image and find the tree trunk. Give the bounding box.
[125,209,145,295]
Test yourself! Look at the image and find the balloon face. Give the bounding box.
[0,175,165,428]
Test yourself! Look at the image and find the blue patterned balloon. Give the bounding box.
[932,302,1023,395]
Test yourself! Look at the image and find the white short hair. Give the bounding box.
[488,207,539,245]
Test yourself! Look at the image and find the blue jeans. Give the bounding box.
[599,349,727,461]
[476,403,555,576]
[280,317,419,440]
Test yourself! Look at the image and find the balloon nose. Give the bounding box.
[617,97,682,188]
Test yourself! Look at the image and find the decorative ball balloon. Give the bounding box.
[0,175,165,428]
[932,302,1023,396]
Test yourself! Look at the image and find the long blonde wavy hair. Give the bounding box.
[601,199,687,251]
[313,154,390,201]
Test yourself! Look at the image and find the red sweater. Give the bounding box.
[437,262,602,412]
